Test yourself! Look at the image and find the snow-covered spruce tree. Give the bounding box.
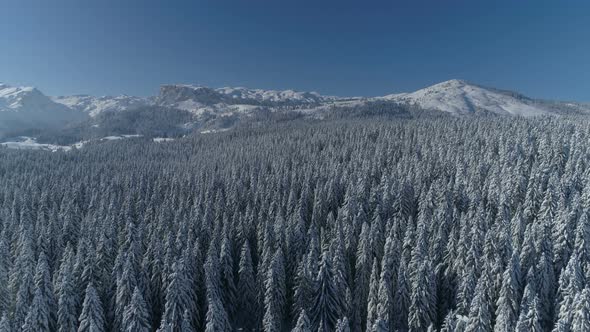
[57,246,79,332]
[10,226,36,329]
[310,250,339,331]
[33,252,57,330]
[572,287,590,331]
[77,283,105,332]
[122,287,151,332]
[494,253,521,332]
[219,225,237,321]
[22,287,50,332]
[465,269,493,332]
[158,259,197,331]
[292,309,312,332]
[408,260,436,331]
[237,240,258,330]
[204,286,231,332]
[365,260,380,332]
[5,117,590,330]
[393,259,411,331]
[263,248,287,332]
[180,309,193,332]
[352,222,372,331]
[204,256,231,332]
[0,236,10,317]
[335,317,351,332]
[515,295,543,332]
[114,254,137,331]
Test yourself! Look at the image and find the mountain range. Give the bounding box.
[1,79,589,145]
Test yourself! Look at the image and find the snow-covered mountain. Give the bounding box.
[0,83,86,134]
[53,94,150,117]
[380,79,590,116]
[3,79,590,143]
[158,84,335,107]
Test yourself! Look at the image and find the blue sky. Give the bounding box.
[1,0,589,101]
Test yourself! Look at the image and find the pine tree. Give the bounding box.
[572,287,590,331]
[219,227,237,319]
[180,309,194,332]
[11,228,36,329]
[237,240,257,330]
[115,254,137,331]
[408,261,436,332]
[393,259,411,331]
[352,222,372,331]
[366,261,380,332]
[22,287,50,332]
[263,248,286,332]
[465,270,492,332]
[0,314,11,332]
[310,250,339,331]
[123,287,151,332]
[331,223,351,320]
[57,250,78,332]
[204,287,231,332]
[335,317,351,332]
[292,310,312,332]
[515,295,543,332]
[494,253,521,332]
[0,236,10,317]
[371,319,389,332]
[78,283,105,332]
[33,253,57,331]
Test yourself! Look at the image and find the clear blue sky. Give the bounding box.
[1,0,589,101]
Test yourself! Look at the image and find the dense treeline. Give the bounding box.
[0,117,589,331]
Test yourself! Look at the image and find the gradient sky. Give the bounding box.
[1,0,589,101]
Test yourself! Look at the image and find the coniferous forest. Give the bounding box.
[1,117,590,332]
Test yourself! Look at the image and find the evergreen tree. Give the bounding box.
[335,317,351,332]
[0,314,11,332]
[237,240,258,330]
[352,222,372,331]
[263,249,286,332]
[310,250,339,331]
[22,287,50,332]
[292,310,312,332]
[515,295,543,332]
[78,284,105,332]
[494,253,521,332]
[204,287,231,332]
[123,287,151,332]
[465,271,492,332]
[408,261,436,332]
[219,227,237,319]
[572,287,590,331]
[159,260,196,331]
[58,248,79,332]
[115,254,137,331]
[33,253,57,331]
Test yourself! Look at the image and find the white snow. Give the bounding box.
[53,94,148,117]
[380,79,550,116]
[153,137,175,142]
[1,137,73,152]
[200,128,231,134]
[101,134,142,141]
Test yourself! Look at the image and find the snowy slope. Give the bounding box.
[3,79,590,141]
[381,79,552,116]
[0,83,86,133]
[157,84,336,111]
[53,94,149,117]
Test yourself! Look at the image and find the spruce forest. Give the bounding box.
[2,116,590,332]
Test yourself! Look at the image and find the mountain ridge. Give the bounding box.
[3,79,590,141]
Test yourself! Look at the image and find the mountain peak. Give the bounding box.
[386,79,550,116]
